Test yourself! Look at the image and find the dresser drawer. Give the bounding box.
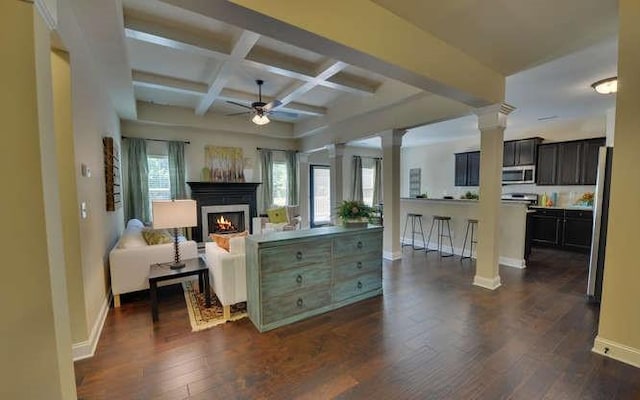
[262,287,331,324]
[333,272,382,303]
[333,231,382,259]
[334,256,382,281]
[260,239,331,273]
[262,263,332,298]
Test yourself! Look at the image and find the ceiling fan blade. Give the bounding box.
[270,110,299,119]
[263,99,282,112]
[226,100,252,110]
[226,111,250,116]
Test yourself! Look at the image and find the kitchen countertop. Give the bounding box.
[529,205,593,211]
[401,197,530,205]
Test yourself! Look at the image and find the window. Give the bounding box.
[147,155,171,209]
[272,161,289,206]
[311,165,331,226]
[362,165,375,206]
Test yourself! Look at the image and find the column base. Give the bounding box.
[473,275,501,290]
[593,335,640,368]
[383,250,402,261]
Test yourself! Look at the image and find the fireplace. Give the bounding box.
[200,204,250,241]
[188,182,260,243]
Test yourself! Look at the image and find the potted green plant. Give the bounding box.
[337,200,373,228]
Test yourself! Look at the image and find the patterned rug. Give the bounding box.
[182,281,247,332]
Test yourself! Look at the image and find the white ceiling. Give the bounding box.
[67,0,619,149]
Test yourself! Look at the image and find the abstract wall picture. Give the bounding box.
[205,146,245,182]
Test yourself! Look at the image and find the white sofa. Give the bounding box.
[109,219,198,307]
[204,236,247,320]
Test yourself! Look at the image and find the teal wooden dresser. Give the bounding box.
[246,225,383,332]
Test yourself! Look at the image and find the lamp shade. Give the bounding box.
[152,200,197,229]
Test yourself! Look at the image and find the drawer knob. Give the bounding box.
[357,261,363,269]
[296,274,303,284]
[296,251,303,260]
[296,298,304,307]
[357,281,363,290]
[357,241,363,249]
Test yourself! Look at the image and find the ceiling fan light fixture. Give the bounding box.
[591,77,617,95]
[252,113,270,125]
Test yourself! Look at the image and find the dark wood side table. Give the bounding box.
[148,257,211,322]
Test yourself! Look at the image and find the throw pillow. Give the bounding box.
[267,207,288,224]
[210,230,249,251]
[141,228,173,245]
[117,226,147,249]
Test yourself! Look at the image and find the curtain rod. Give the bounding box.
[354,155,382,160]
[257,147,298,153]
[122,136,190,144]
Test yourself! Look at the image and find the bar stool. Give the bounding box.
[461,219,478,261]
[426,215,454,257]
[402,213,426,250]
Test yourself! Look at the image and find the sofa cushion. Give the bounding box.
[210,231,248,251]
[267,207,288,223]
[141,228,173,245]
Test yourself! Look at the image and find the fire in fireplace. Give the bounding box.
[208,212,245,235]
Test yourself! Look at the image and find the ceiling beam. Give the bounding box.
[132,70,208,95]
[124,18,376,96]
[195,30,260,115]
[275,60,347,107]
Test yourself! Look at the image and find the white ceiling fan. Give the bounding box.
[227,80,297,125]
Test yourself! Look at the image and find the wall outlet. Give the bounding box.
[81,164,91,177]
[80,202,88,219]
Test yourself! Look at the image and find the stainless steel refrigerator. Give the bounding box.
[587,146,613,303]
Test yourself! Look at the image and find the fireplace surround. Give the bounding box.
[188,182,260,242]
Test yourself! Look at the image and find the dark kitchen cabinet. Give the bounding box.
[454,151,480,187]
[557,141,582,185]
[581,138,606,185]
[563,210,594,251]
[529,208,593,253]
[536,144,559,185]
[536,137,605,186]
[503,138,541,167]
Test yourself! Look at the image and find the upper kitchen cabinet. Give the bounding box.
[503,138,541,167]
[536,144,559,185]
[536,137,605,186]
[581,138,606,185]
[454,151,480,187]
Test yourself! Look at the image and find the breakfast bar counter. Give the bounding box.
[400,198,529,268]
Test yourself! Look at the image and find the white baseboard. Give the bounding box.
[383,250,403,261]
[499,256,527,269]
[593,336,640,368]
[473,275,502,290]
[72,292,111,361]
[400,238,526,269]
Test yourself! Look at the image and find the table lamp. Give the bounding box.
[152,199,197,269]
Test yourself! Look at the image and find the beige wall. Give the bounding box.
[595,0,640,366]
[0,2,75,398]
[51,49,87,344]
[401,115,607,202]
[121,121,298,185]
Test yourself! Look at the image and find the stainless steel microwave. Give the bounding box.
[502,165,535,184]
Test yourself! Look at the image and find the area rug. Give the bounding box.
[182,281,247,332]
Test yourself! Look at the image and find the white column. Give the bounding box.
[297,152,310,229]
[473,103,515,290]
[606,107,616,147]
[327,143,346,224]
[382,129,405,260]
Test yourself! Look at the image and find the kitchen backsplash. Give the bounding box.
[503,184,596,207]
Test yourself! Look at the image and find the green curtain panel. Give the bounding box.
[123,138,150,222]
[168,141,186,199]
[351,156,363,202]
[259,149,273,213]
[373,157,382,206]
[286,150,298,206]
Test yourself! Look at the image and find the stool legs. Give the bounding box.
[426,217,453,257]
[402,214,426,250]
[461,220,478,261]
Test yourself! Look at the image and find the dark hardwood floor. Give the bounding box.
[75,248,640,399]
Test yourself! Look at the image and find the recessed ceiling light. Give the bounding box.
[591,77,617,95]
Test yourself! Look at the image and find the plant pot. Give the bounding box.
[343,219,368,228]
